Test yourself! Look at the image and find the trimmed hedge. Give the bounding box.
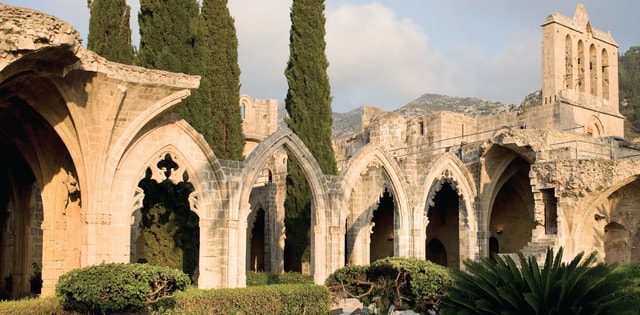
[0,296,71,315]
[55,263,190,314]
[326,257,452,314]
[151,284,331,314]
[246,271,314,286]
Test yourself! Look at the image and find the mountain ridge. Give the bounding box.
[331,91,540,138]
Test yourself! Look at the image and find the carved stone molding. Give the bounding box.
[83,213,111,225]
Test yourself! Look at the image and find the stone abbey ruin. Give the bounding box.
[1,2,639,298]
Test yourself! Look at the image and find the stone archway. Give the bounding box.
[426,239,447,267]
[133,152,200,279]
[368,189,396,263]
[421,153,478,266]
[238,128,333,285]
[480,144,535,258]
[336,143,416,267]
[488,157,535,253]
[247,205,266,272]
[0,78,82,297]
[574,176,640,264]
[425,182,459,267]
[340,143,411,265]
[115,120,222,288]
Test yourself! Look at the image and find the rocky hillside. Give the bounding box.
[332,91,540,138]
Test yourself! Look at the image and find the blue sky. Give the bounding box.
[4,1,638,113]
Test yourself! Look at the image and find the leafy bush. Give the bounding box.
[614,263,640,298]
[55,263,190,314]
[246,271,314,286]
[326,257,452,314]
[151,284,330,314]
[443,247,640,314]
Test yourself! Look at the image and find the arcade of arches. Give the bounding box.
[3,2,640,300]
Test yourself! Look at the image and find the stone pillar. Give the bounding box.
[411,228,424,259]
[312,224,326,285]
[226,219,240,287]
[327,225,344,278]
[197,218,224,289]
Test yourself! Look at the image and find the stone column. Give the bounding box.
[326,225,344,278]
[311,224,326,285]
[197,218,224,289]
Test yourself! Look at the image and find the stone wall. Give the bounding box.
[3,2,640,300]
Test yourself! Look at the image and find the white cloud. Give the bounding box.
[228,1,291,103]
[326,3,453,112]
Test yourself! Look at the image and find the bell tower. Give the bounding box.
[540,4,623,137]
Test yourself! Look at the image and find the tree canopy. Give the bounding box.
[200,0,245,160]
[87,0,134,64]
[283,0,337,272]
[619,46,640,137]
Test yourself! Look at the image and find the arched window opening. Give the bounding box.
[489,157,534,254]
[249,208,266,272]
[565,35,573,89]
[586,115,603,138]
[577,40,585,93]
[542,188,557,235]
[135,154,200,280]
[426,239,447,267]
[370,190,395,263]
[589,44,597,96]
[240,102,246,120]
[601,48,610,100]
[489,237,499,258]
[426,182,459,267]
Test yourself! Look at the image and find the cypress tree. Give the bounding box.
[285,0,337,175]
[200,0,245,160]
[137,0,201,74]
[87,0,134,64]
[283,0,337,272]
[136,1,203,275]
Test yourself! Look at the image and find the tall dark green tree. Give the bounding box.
[136,1,204,274]
[200,0,245,160]
[137,0,212,143]
[285,0,337,175]
[87,0,134,64]
[283,0,337,272]
[619,46,640,136]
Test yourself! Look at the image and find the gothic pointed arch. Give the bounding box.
[573,174,640,262]
[0,80,82,297]
[129,144,208,219]
[240,128,329,223]
[421,152,478,266]
[479,143,535,256]
[586,115,604,137]
[339,143,409,230]
[422,152,477,221]
[238,127,332,284]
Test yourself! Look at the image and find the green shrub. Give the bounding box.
[443,247,640,315]
[150,284,330,314]
[55,263,190,314]
[246,271,314,286]
[614,264,640,298]
[326,257,452,314]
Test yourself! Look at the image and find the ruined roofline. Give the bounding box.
[0,3,200,90]
[541,3,618,47]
